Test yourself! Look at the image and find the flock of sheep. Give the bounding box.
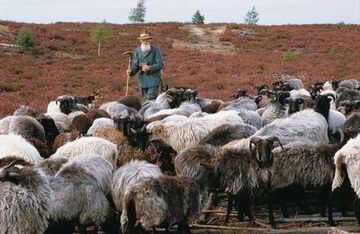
[0,75,359,233]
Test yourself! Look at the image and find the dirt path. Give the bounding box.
[172,24,235,54]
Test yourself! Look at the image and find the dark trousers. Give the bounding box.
[141,86,159,100]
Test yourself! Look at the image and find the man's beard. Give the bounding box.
[141,43,151,52]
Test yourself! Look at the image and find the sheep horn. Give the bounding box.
[324,93,336,101]
[267,136,284,150]
[4,159,24,169]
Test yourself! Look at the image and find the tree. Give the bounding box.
[192,10,205,24]
[129,0,146,23]
[90,20,112,57]
[13,27,36,52]
[245,6,259,25]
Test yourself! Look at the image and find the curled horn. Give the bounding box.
[267,136,284,150]
[4,159,23,169]
[249,136,262,151]
[324,93,336,101]
[259,89,269,95]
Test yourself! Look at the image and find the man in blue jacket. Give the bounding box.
[126,29,164,100]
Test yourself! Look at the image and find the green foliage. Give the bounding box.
[129,0,146,23]
[192,10,205,24]
[245,6,259,25]
[282,50,296,62]
[90,20,112,56]
[13,27,36,52]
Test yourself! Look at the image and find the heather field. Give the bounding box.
[0,21,359,117]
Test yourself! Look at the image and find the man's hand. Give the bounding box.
[142,64,150,73]
[126,69,131,76]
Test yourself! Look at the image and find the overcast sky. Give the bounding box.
[0,0,359,25]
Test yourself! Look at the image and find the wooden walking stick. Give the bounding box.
[122,51,133,96]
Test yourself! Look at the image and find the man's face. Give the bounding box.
[141,39,151,45]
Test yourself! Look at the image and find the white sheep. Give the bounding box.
[50,136,118,168]
[87,117,115,135]
[151,110,244,152]
[0,134,43,164]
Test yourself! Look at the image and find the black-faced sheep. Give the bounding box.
[0,160,52,233]
[214,136,281,227]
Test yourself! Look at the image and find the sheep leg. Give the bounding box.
[225,194,234,223]
[267,192,276,229]
[279,190,290,218]
[177,221,191,234]
[198,192,218,223]
[152,227,158,234]
[319,187,330,217]
[353,197,360,226]
[328,188,340,227]
[235,192,245,222]
[247,195,257,226]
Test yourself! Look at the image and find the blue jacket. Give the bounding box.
[130,45,164,88]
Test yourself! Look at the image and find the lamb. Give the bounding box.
[151,110,244,152]
[331,134,360,225]
[46,154,118,234]
[121,163,216,233]
[50,136,118,168]
[0,134,43,164]
[0,160,52,234]
[111,160,163,212]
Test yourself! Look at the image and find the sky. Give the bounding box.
[0,0,359,25]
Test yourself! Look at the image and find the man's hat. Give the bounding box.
[138,29,153,40]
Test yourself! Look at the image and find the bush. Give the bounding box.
[13,27,36,52]
[282,51,296,62]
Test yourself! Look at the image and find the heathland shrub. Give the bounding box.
[13,27,37,52]
[282,50,296,62]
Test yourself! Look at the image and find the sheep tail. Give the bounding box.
[121,192,137,234]
[332,153,345,191]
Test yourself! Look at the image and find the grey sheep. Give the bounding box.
[121,163,216,233]
[0,160,52,234]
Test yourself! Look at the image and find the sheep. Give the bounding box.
[121,163,216,233]
[70,113,93,135]
[251,95,334,147]
[0,155,34,168]
[151,110,244,152]
[45,112,71,132]
[287,97,315,115]
[0,115,14,135]
[331,134,360,225]
[100,101,141,119]
[214,136,281,226]
[342,112,360,140]
[47,154,118,234]
[337,100,360,116]
[37,157,68,176]
[86,108,111,122]
[8,115,47,143]
[338,79,359,91]
[274,74,304,90]
[50,136,118,168]
[289,88,311,99]
[52,131,81,152]
[269,141,345,222]
[13,105,41,118]
[199,123,257,146]
[91,125,125,150]
[0,134,43,164]
[119,95,142,111]
[111,160,163,212]
[335,90,360,108]
[87,117,115,135]
[0,160,52,234]
[261,91,289,126]
[145,101,202,122]
[221,96,258,112]
[47,95,78,115]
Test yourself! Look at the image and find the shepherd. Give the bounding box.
[126,29,164,100]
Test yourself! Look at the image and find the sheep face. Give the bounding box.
[56,96,77,114]
[37,115,59,145]
[128,125,149,150]
[288,98,304,114]
[249,136,283,167]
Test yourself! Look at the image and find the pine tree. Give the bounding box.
[129,0,146,23]
[90,20,112,56]
[192,10,205,24]
[13,27,36,52]
[245,6,259,25]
